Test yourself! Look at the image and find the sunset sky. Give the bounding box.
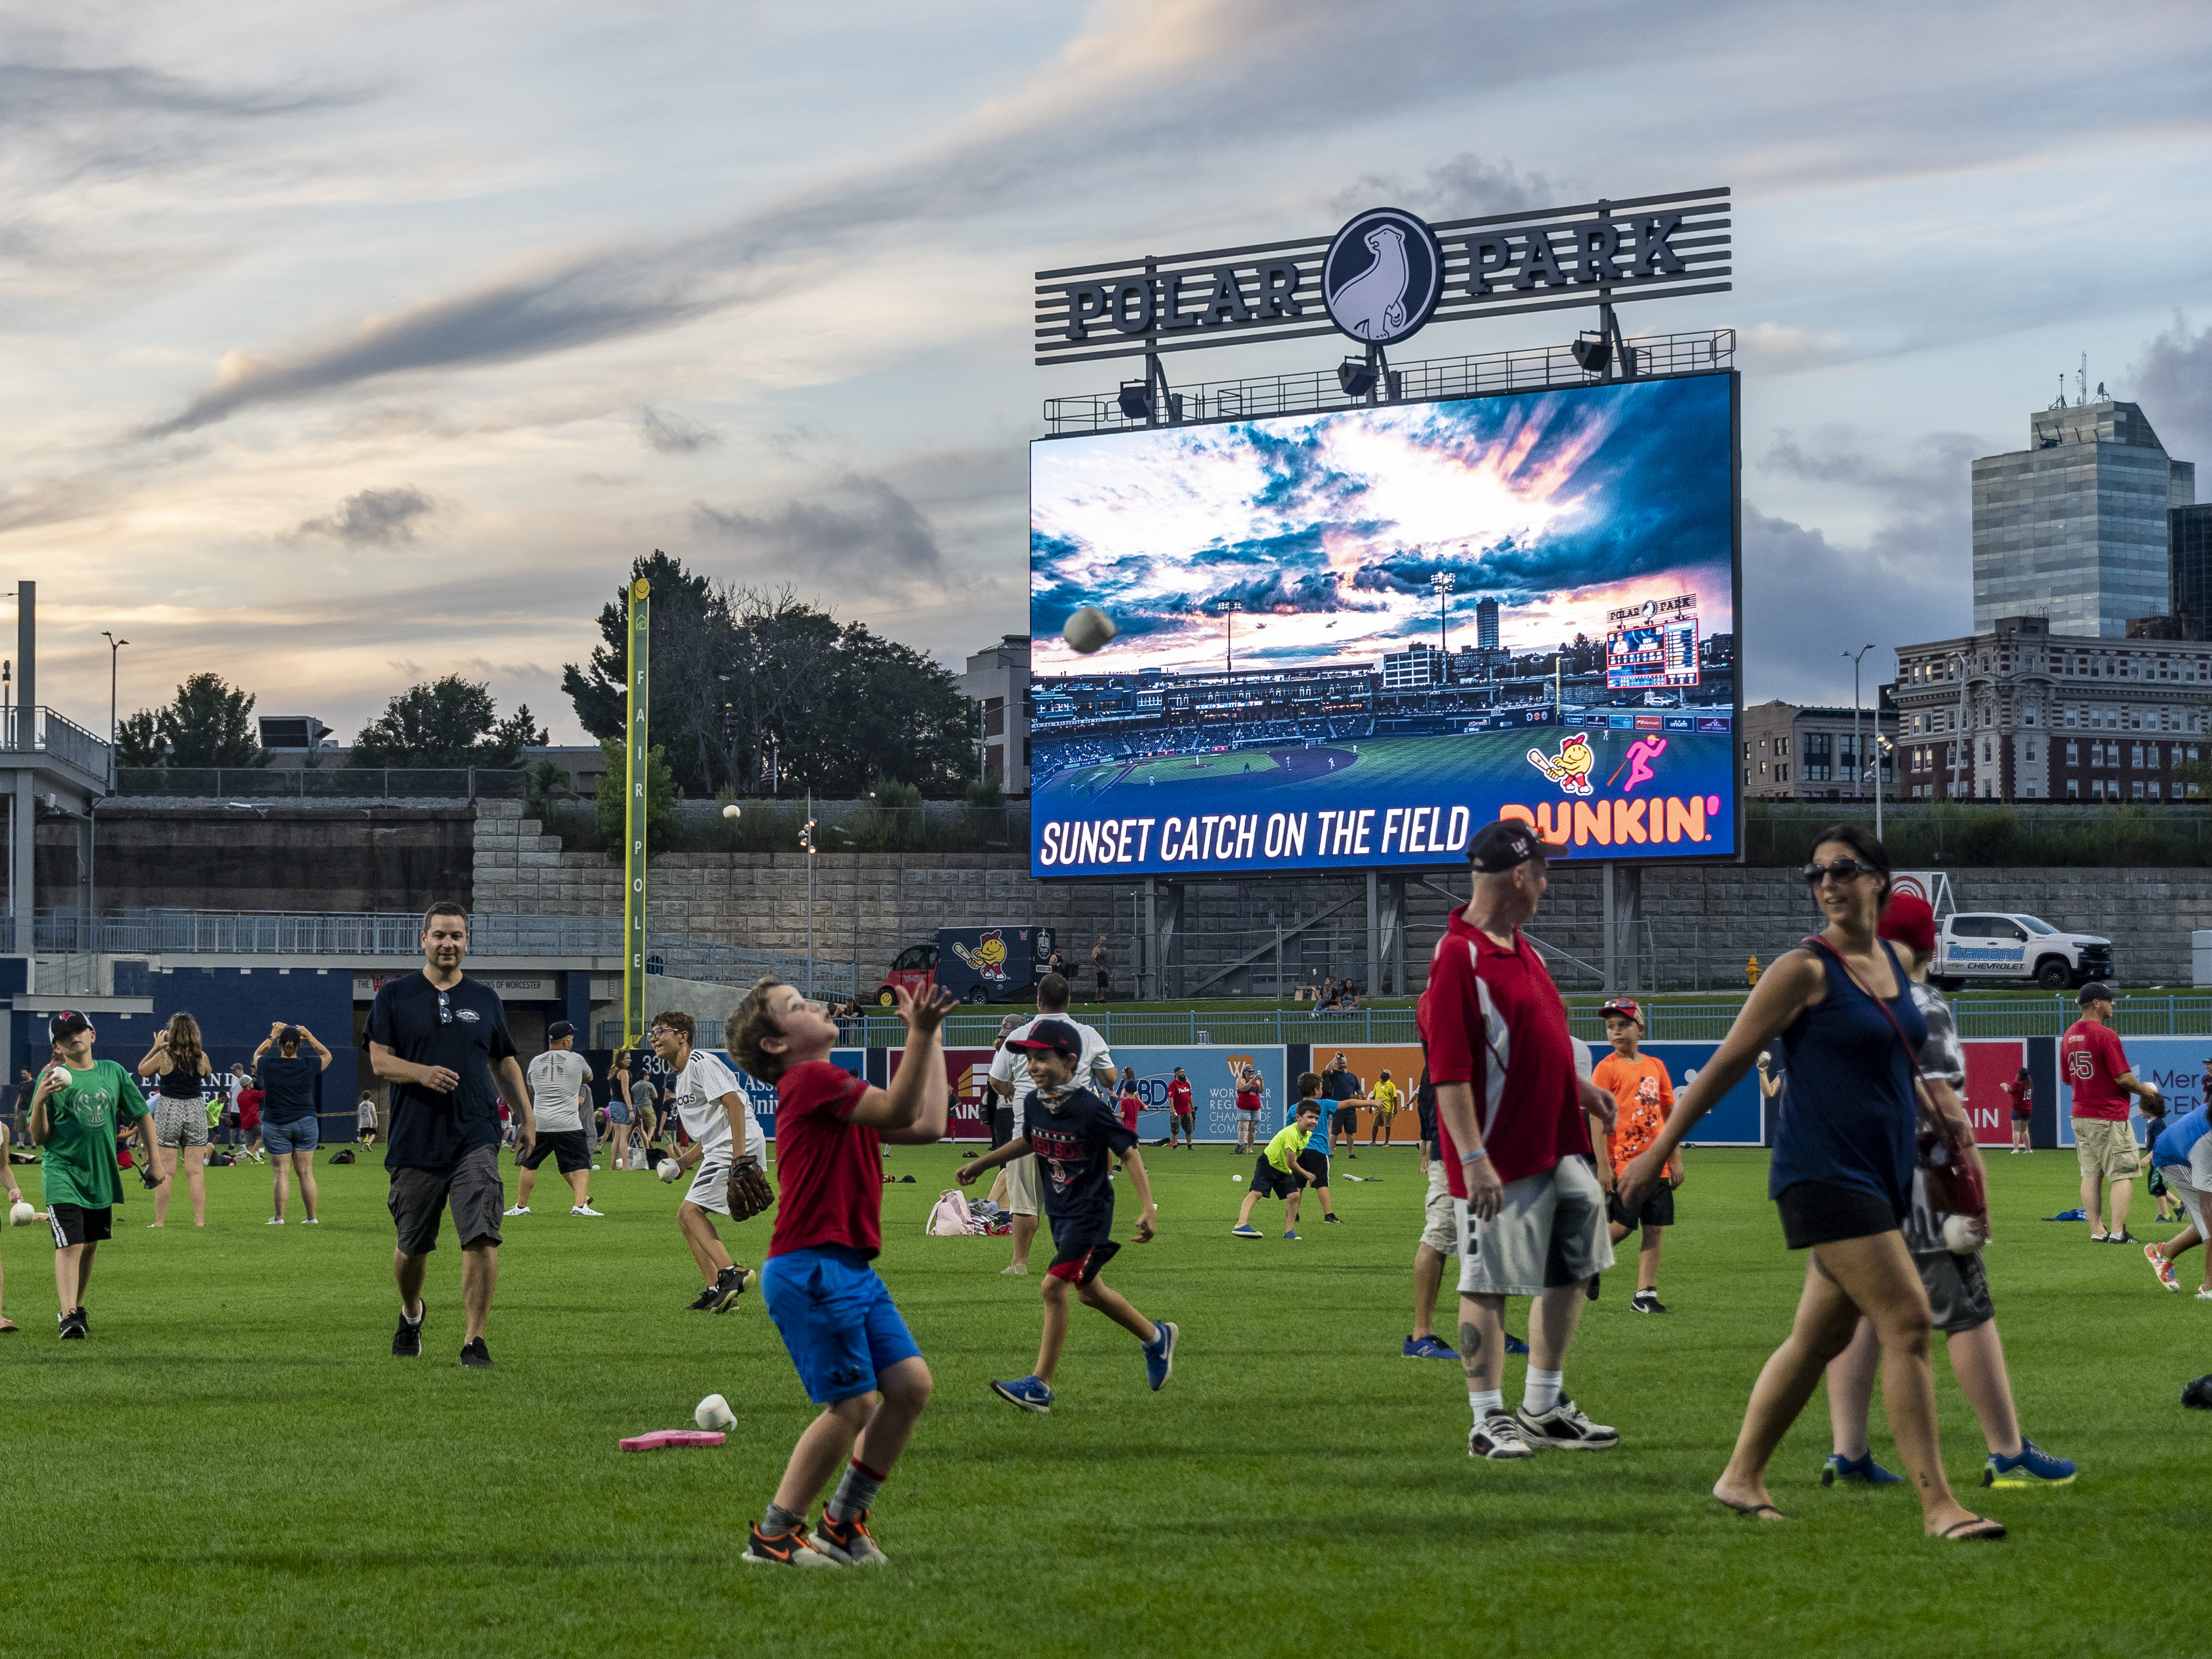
[3,2,2206,742]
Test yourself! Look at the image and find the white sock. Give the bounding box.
[1469,1389,1504,1421]
[1523,1368,1563,1415]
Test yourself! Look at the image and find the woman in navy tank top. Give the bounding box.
[1616,825,2003,1541]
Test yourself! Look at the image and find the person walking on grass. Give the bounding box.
[236,1074,264,1162]
[2003,1068,2033,1154]
[1166,1066,1196,1151]
[255,1022,332,1225]
[510,1021,601,1218]
[1818,893,2075,1492]
[1232,1102,1317,1239]
[605,1048,640,1172]
[1368,1069,1401,1148]
[1589,998,1681,1315]
[731,978,954,1568]
[1323,1053,1363,1158]
[986,973,1116,1276]
[2063,983,2160,1245]
[358,1093,380,1146]
[646,1010,764,1312]
[0,1116,47,1332]
[136,1014,212,1229]
[2145,1102,2212,1298]
[1424,822,1618,1461]
[1616,824,2004,1539]
[368,902,535,1370]
[956,1018,1175,1415]
[30,1012,157,1340]
[1400,1061,1525,1360]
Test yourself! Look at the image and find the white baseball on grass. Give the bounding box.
[1943,1214,1986,1255]
[695,1392,737,1432]
[1232,1174,1243,1183]
[8,1201,32,1226]
[1062,607,1118,654]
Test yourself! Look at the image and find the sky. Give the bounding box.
[1030,377,1732,676]
[4,0,2209,744]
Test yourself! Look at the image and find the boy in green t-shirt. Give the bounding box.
[1231,1102,1319,1240]
[29,1011,154,1339]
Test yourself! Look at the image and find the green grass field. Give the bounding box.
[0,1142,2197,1656]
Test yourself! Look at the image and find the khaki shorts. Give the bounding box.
[1420,1160,1458,1254]
[1454,1157,1614,1298]
[1004,1152,1041,1217]
[2072,1116,2141,1182]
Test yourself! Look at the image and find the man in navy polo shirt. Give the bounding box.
[367,900,535,1369]
[1421,819,1619,1461]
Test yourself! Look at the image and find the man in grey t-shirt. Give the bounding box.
[511,1023,599,1217]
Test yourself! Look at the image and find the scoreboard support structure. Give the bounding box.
[1602,862,1644,998]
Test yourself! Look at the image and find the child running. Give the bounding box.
[2145,1101,2212,1296]
[1590,998,1680,1313]
[29,1012,157,1339]
[1820,895,2076,1489]
[957,1018,1176,1413]
[1232,1102,1318,1238]
[731,978,955,1568]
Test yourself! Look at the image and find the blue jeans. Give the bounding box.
[263,1117,320,1155]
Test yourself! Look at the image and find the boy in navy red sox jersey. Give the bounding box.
[958,1018,1178,1413]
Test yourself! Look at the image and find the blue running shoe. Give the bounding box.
[1144,1321,1177,1391]
[990,1375,1054,1414]
[1505,1334,1530,1357]
[1403,1334,1460,1360]
[1983,1438,2076,1487]
[1230,1223,1262,1238]
[1821,1452,1902,1486]
[1284,1228,1301,1240]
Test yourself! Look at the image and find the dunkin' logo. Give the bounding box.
[1501,794,1721,848]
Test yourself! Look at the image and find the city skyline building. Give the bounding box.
[1972,397,2195,637]
[2171,503,2212,643]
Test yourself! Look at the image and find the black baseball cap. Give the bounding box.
[1467,819,1543,872]
[48,1010,89,1040]
[547,1020,576,1041]
[2077,982,2114,1004]
[1007,1017,1081,1059]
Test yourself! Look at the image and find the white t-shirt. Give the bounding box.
[528,1048,594,1133]
[357,1097,378,1126]
[989,1015,1116,1137]
[676,1048,767,1164]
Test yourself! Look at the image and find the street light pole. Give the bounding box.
[1213,600,1241,676]
[1842,643,1873,802]
[1431,571,1455,675]
[102,631,128,790]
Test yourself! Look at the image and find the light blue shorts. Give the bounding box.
[262,1117,320,1155]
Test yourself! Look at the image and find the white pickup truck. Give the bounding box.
[1926,912,2114,992]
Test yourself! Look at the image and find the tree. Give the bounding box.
[562,552,734,795]
[115,673,262,767]
[781,624,977,796]
[347,675,548,768]
[594,736,678,856]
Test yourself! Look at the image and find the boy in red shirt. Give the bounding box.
[729,978,956,1569]
[1588,998,1682,1314]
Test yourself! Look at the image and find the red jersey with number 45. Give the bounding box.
[2061,1019,2132,1121]
[1418,904,1588,1192]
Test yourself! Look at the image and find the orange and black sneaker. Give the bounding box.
[814,1509,890,1566]
[741,1521,840,1569]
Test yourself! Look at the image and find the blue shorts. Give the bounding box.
[263,1117,320,1155]
[759,1246,921,1405]
[607,1101,632,1125]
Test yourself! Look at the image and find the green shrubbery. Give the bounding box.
[1747,799,2212,867]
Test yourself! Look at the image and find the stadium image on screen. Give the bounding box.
[1029,373,1739,878]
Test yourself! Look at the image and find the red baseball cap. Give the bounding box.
[1599,997,1643,1026]
[1877,892,1937,957]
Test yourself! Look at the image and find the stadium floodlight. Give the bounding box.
[1337,358,1378,398]
[1570,333,1611,374]
[1117,382,1151,421]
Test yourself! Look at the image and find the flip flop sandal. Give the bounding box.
[0,1319,18,1334]
[1939,1516,2006,1540]
[1715,1497,1788,1522]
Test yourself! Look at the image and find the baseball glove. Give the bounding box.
[727,1156,776,1223]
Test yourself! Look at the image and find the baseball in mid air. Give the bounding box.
[1062,607,1118,654]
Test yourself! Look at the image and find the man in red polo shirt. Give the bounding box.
[2062,982,2160,1244]
[1420,819,1619,1461]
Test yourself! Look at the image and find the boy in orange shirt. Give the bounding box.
[1589,998,1682,1314]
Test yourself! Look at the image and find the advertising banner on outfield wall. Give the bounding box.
[721,1047,864,1145]
[1958,1040,2028,1147]
[1114,1046,1289,1141]
[886,1047,999,1140]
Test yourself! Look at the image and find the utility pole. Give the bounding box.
[1213,599,1241,676]
[1431,571,1455,677]
[102,631,128,790]
[1843,643,1873,801]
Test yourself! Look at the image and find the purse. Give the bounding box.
[1801,935,1989,1224]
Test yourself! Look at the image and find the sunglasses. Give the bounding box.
[437,990,451,1026]
[1801,858,1875,886]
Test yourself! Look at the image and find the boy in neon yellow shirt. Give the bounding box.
[1367,1070,1401,1146]
[1231,1103,1318,1240]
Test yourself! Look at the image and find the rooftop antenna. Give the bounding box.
[2050,373,2065,411]
[2077,353,2088,407]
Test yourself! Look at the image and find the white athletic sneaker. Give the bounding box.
[1469,1410,1536,1460]
[1001,1263,1030,1275]
[301,1218,320,1226]
[504,1205,530,1217]
[1514,1396,1620,1450]
[265,1217,284,1226]
[571,1204,604,1217]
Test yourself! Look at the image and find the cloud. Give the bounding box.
[1323,151,1559,222]
[1737,323,1851,377]
[691,472,944,583]
[1760,426,1985,516]
[2124,312,2212,464]
[294,486,436,547]
[639,405,721,454]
